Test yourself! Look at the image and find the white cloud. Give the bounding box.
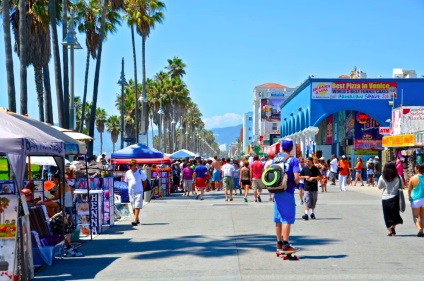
[202,113,243,129]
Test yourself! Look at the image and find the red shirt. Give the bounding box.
[250,160,264,179]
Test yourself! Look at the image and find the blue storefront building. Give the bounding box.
[279,77,424,164]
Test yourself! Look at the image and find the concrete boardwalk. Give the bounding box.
[34,184,423,281]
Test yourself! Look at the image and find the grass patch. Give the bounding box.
[0,158,44,180]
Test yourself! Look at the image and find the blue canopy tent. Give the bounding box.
[169,149,196,159]
[111,144,163,159]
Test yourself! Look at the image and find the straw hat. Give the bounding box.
[128,159,137,166]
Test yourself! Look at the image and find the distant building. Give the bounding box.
[242,112,253,155]
[252,83,296,154]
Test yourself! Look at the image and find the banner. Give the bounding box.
[260,98,285,121]
[354,139,383,150]
[312,82,397,100]
[326,116,332,144]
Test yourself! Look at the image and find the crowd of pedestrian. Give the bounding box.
[140,146,424,243]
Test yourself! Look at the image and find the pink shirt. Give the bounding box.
[182,167,194,180]
[250,160,264,179]
[396,161,403,176]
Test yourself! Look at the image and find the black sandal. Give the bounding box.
[391,227,396,235]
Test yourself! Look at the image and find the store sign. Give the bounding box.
[382,134,415,147]
[379,127,391,135]
[312,82,397,100]
[354,139,383,150]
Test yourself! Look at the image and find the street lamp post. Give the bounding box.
[117,58,128,149]
[62,7,82,130]
[157,98,164,151]
[138,95,147,145]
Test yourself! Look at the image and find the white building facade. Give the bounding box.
[252,83,296,154]
[242,112,253,154]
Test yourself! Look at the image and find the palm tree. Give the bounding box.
[166,56,186,79]
[43,64,53,123]
[62,0,70,127]
[95,108,108,154]
[49,0,65,127]
[11,0,51,121]
[2,0,16,112]
[106,115,120,152]
[83,102,92,132]
[126,0,166,142]
[18,0,28,114]
[88,0,124,156]
[0,196,10,224]
[73,0,121,133]
[74,96,82,129]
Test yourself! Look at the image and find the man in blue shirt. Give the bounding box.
[274,139,300,253]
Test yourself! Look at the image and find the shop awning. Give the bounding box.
[268,142,280,155]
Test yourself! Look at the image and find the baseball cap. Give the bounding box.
[341,155,346,158]
[375,156,379,159]
[269,153,275,159]
[319,157,325,160]
[128,159,137,166]
[281,139,294,152]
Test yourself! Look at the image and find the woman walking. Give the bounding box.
[240,160,251,202]
[377,162,403,236]
[353,157,365,186]
[408,164,424,237]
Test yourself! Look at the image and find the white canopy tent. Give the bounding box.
[169,149,197,159]
[0,110,65,279]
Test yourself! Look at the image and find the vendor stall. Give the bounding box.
[0,110,65,280]
[382,106,424,183]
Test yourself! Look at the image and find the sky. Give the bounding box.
[1,0,424,130]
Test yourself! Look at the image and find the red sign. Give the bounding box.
[379,127,391,135]
[354,139,383,150]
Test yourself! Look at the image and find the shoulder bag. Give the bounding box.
[398,176,406,213]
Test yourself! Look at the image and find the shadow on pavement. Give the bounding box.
[34,257,117,280]
[299,254,348,260]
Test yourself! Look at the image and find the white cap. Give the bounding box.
[341,155,346,158]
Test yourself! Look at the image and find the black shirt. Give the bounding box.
[300,165,320,192]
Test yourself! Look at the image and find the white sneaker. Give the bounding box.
[65,248,83,257]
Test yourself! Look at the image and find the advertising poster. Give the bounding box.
[354,113,382,151]
[260,98,285,121]
[312,82,397,100]
[0,181,17,281]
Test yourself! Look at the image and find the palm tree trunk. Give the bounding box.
[43,64,54,124]
[112,142,115,153]
[80,48,90,132]
[34,66,45,122]
[62,0,69,128]
[49,0,65,127]
[19,0,28,115]
[150,114,154,148]
[88,0,110,156]
[100,132,103,155]
[131,25,139,142]
[2,0,16,112]
[141,35,148,144]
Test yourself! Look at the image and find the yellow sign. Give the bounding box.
[382,134,415,147]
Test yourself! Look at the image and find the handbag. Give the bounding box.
[398,176,406,213]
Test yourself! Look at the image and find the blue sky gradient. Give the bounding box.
[1,0,424,129]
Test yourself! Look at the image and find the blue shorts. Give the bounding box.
[298,183,304,189]
[273,192,296,224]
[233,178,240,189]
[212,170,221,182]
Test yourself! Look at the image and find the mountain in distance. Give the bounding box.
[92,124,242,156]
[211,124,242,150]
